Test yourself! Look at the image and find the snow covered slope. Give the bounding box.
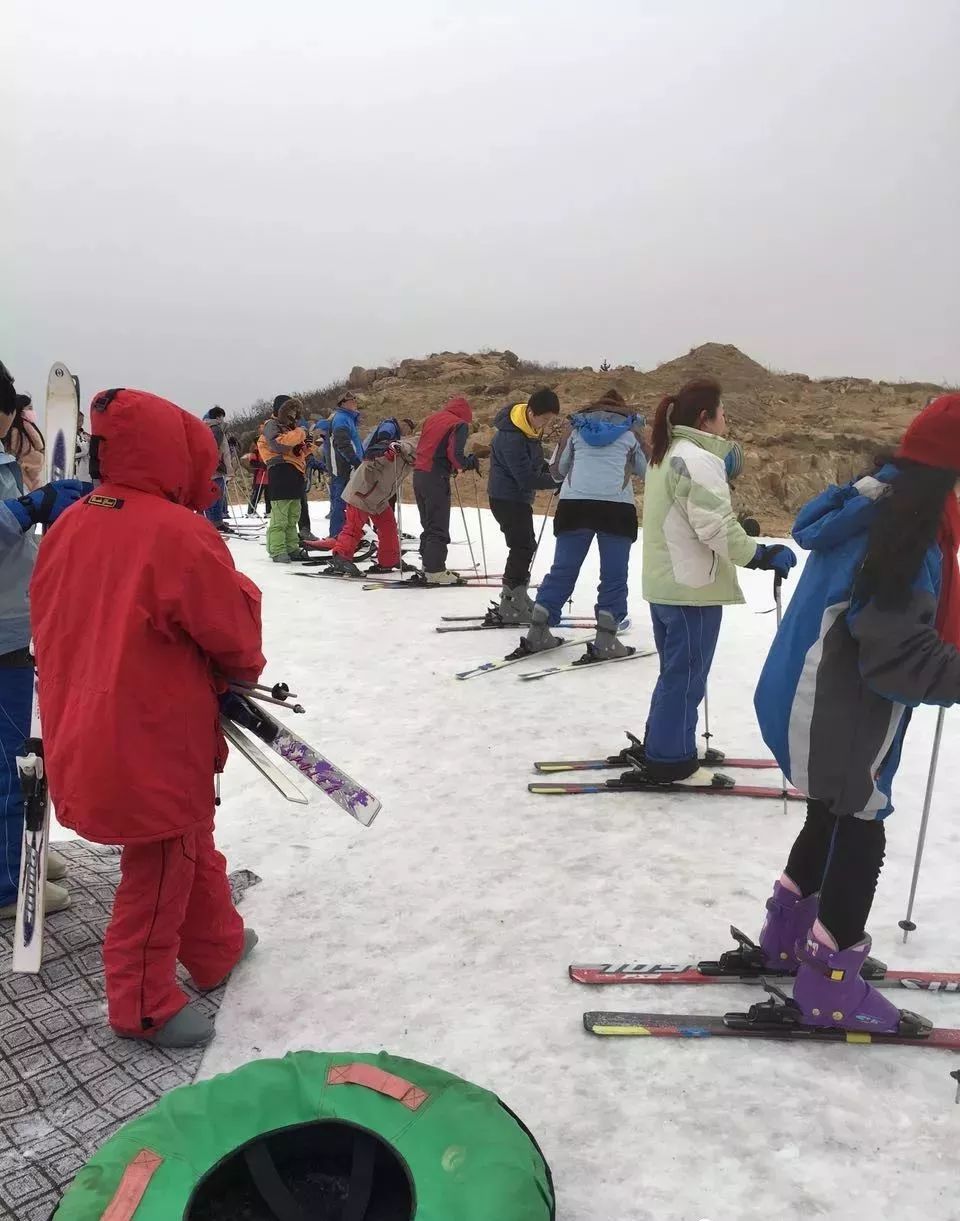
[196,504,960,1221]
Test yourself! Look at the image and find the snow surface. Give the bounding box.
[72,504,960,1220]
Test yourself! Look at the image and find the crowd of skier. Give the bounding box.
[1,352,959,1050]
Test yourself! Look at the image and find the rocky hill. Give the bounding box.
[237,345,946,534]
[335,343,946,533]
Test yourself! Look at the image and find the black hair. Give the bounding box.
[208,406,227,420]
[854,455,957,612]
[527,387,560,416]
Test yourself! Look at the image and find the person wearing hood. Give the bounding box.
[413,396,480,584]
[735,394,960,1039]
[0,360,89,922]
[259,396,310,562]
[488,388,562,623]
[202,406,232,531]
[520,389,646,657]
[632,379,796,788]
[30,388,265,1048]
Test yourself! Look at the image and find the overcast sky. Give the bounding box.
[6,0,959,417]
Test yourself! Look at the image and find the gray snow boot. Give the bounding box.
[118,1003,216,1048]
[588,610,635,660]
[494,586,532,625]
[520,604,563,654]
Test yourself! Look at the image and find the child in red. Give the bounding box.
[30,388,266,1047]
[329,434,416,576]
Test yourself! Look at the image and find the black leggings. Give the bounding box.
[490,499,536,588]
[785,800,886,950]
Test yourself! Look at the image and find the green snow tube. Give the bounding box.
[53,1050,555,1220]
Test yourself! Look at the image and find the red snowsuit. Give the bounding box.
[30,388,265,1037]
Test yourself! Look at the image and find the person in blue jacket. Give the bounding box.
[0,359,90,919]
[741,393,960,1038]
[322,393,364,541]
[518,389,647,660]
[363,416,415,452]
[487,389,561,623]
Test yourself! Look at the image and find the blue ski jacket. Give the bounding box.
[363,418,401,455]
[754,467,960,820]
[330,407,363,479]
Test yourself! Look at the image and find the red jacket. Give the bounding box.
[414,398,475,476]
[30,389,265,845]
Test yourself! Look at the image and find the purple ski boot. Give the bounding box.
[709,878,817,978]
[793,923,931,1035]
[757,879,818,971]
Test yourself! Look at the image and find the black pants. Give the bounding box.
[299,495,311,536]
[785,800,886,950]
[413,470,451,573]
[490,498,536,588]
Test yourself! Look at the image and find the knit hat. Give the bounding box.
[897,393,960,473]
[272,394,292,413]
[337,392,358,407]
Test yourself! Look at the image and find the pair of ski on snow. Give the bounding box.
[547,734,960,1052]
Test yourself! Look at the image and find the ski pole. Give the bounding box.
[453,476,478,571]
[702,686,712,755]
[474,473,488,580]
[232,679,300,701]
[774,574,788,815]
[899,706,945,943]
[230,686,306,714]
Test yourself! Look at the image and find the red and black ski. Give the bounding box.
[570,963,960,991]
[529,778,803,801]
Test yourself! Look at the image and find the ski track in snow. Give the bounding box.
[58,504,960,1221]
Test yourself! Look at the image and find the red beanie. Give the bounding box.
[896,394,960,472]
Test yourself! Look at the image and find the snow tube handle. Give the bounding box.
[101,1149,163,1220]
[327,1062,429,1111]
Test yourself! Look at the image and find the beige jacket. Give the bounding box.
[344,439,416,516]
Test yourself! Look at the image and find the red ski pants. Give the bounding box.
[333,503,399,567]
[104,825,245,1036]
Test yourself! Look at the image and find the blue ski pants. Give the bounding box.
[644,604,723,764]
[204,476,227,526]
[0,661,33,906]
[329,475,349,538]
[536,529,631,626]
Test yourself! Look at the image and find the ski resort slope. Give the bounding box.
[189,505,959,1221]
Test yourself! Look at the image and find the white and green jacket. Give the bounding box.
[641,425,757,606]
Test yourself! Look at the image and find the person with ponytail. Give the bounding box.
[635,379,796,786]
[734,393,960,1039]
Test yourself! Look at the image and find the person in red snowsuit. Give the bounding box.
[30,388,266,1047]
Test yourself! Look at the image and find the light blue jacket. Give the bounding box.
[553,410,646,504]
[0,449,36,656]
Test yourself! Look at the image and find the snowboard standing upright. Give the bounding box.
[12,361,80,972]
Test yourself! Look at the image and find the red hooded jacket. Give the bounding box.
[414,397,475,476]
[30,389,265,845]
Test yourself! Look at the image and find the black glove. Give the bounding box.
[747,543,797,579]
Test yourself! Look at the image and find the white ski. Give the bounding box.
[13,362,79,973]
[518,648,656,681]
[222,718,309,804]
[455,637,592,681]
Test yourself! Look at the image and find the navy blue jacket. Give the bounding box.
[487,404,557,504]
[363,418,401,455]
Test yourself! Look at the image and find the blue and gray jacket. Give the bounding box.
[363,418,401,456]
[754,467,960,820]
[330,407,364,479]
[0,449,36,657]
[488,404,558,504]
